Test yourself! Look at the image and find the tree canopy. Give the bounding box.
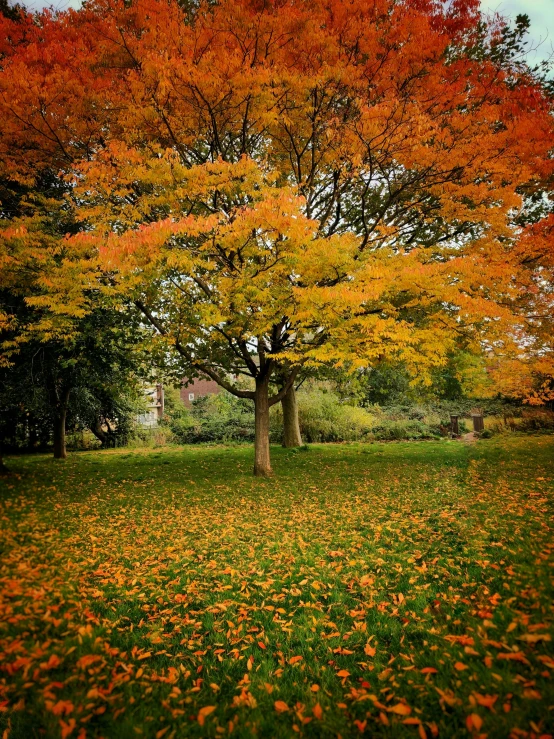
[0,0,552,473]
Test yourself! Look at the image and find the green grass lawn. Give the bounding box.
[0,437,553,739]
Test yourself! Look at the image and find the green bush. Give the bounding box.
[162,390,260,444]
[489,410,554,436]
[289,388,376,443]
[369,419,437,441]
[128,426,176,448]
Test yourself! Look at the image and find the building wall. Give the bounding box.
[136,384,164,427]
[180,377,221,407]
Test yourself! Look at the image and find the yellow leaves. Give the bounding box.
[435,688,461,708]
[197,705,216,726]
[518,633,551,644]
[359,575,374,587]
[233,690,257,708]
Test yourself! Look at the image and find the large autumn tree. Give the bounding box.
[1,0,553,473]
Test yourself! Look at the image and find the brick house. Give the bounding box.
[180,377,221,407]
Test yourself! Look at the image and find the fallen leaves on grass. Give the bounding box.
[0,438,552,737]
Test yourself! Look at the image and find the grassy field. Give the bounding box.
[0,437,553,739]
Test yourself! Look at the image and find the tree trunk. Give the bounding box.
[0,452,8,476]
[281,383,302,448]
[254,375,272,477]
[53,408,67,460]
[89,419,108,446]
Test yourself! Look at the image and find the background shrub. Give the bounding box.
[284,388,376,442]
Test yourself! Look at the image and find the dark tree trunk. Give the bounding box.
[0,452,8,476]
[254,375,272,476]
[48,383,71,460]
[281,383,302,448]
[53,407,67,459]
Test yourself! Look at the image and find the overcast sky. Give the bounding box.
[21,0,554,66]
[480,0,553,65]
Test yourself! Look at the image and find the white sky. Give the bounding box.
[480,0,553,65]
[21,0,554,67]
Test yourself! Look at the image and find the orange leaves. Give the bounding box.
[473,693,498,711]
[197,705,216,726]
[518,633,551,645]
[466,713,483,732]
[50,700,74,716]
[59,718,76,739]
[496,652,530,666]
[388,703,412,716]
[75,654,102,669]
[274,700,289,713]
[312,703,323,720]
[364,643,376,658]
[40,654,61,671]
